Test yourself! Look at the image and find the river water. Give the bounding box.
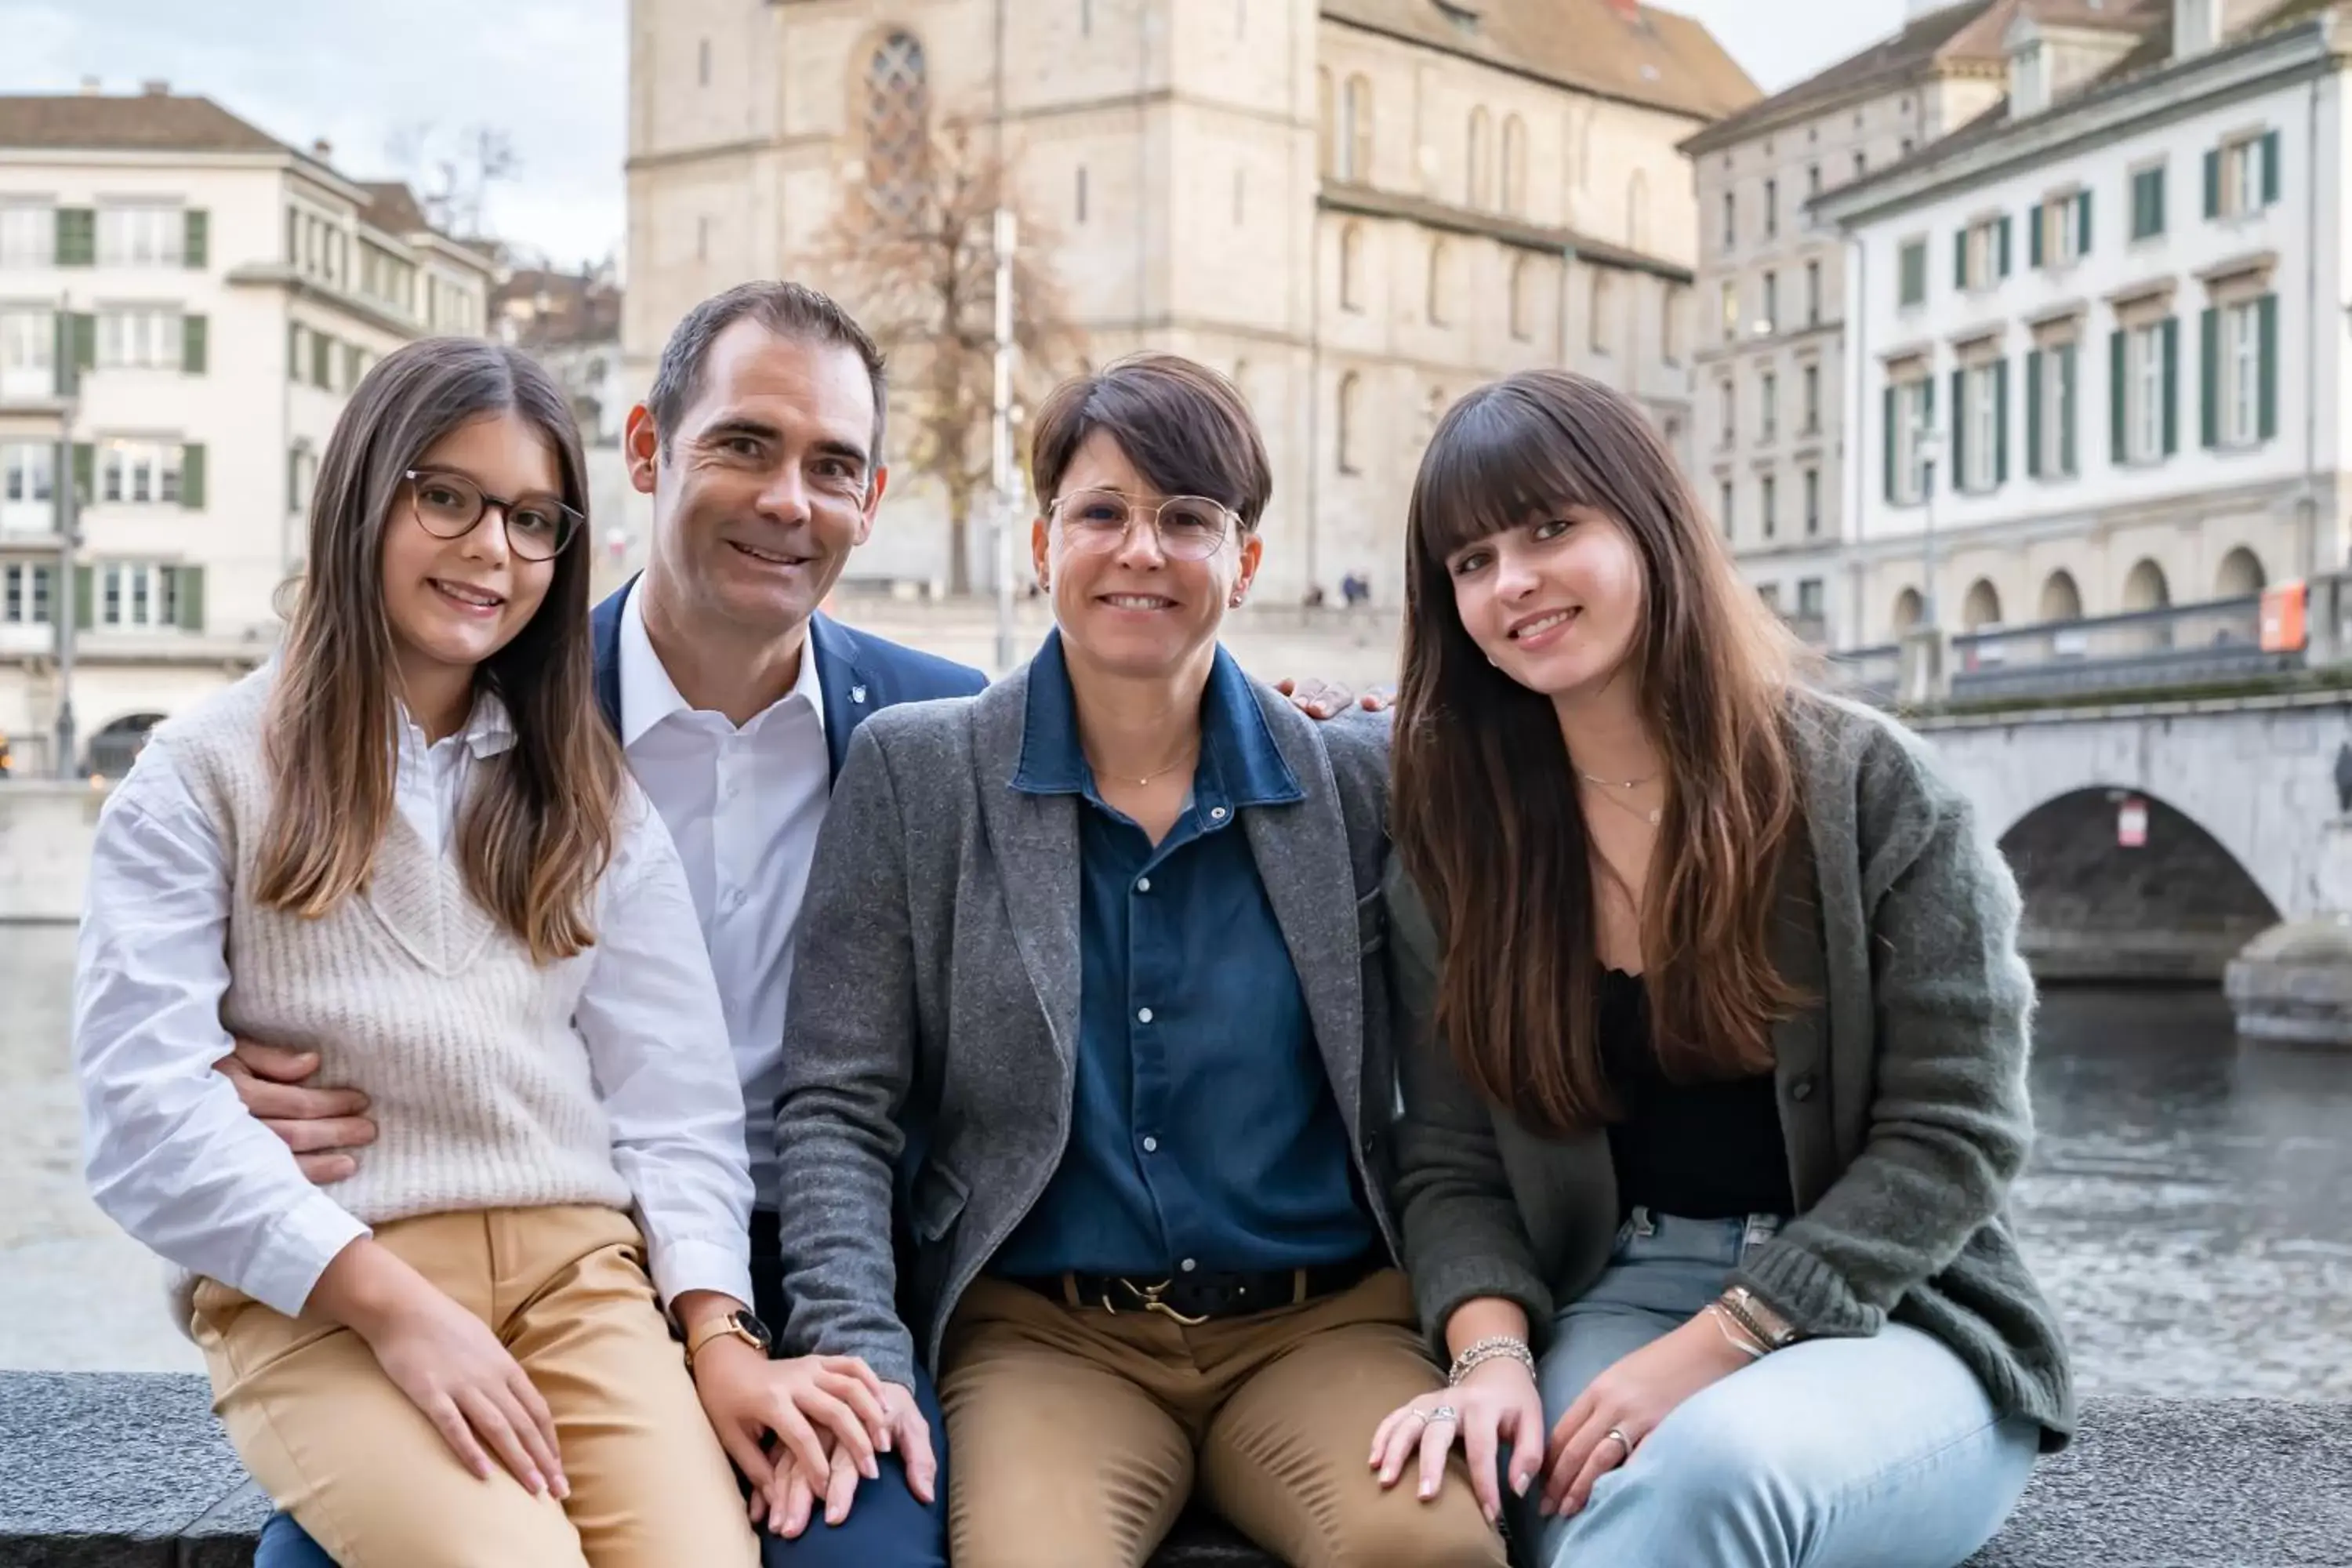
[3,924,2348,1396]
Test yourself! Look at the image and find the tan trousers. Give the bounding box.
[941,1269,1508,1568]
[192,1205,758,1568]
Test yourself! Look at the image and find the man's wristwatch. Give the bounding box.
[684,1308,773,1370]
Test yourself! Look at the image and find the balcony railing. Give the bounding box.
[1947,593,2299,702]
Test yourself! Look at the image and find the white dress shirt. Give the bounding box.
[76,693,757,1318]
[617,579,833,1210]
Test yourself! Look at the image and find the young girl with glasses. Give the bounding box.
[74,338,867,1566]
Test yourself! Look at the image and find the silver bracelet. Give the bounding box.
[1446,1334,1536,1386]
[1705,1303,1769,1360]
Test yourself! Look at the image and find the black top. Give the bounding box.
[1598,969,1795,1220]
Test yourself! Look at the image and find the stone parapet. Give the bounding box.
[4,1374,2347,1566]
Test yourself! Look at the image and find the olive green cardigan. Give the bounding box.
[1387,691,2074,1448]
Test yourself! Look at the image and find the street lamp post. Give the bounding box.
[989,206,1018,677]
[1914,423,1944,630]
[54,294,80,780]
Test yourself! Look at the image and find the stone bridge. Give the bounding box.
[1915,692,2352,982]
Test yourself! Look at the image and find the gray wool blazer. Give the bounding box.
[769,657,1397,1387]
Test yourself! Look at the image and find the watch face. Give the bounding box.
[731,1309,774,1351]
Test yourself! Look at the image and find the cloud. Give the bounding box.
[3,0,626,265]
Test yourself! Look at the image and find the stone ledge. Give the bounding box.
[4,1374,2349,1566]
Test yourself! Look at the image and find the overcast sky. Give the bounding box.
[5,0,1913,267]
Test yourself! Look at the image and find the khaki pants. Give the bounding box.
[941,1269,1508,1568]
[192,1205,757,1568]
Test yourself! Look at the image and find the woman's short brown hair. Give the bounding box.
[1029,354,1272,528]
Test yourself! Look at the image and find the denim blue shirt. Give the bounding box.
[993,633,1377,1279]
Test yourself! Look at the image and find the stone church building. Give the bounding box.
[626,0,1756,602]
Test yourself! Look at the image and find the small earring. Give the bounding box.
[1230,590,1247,608]
[1486,655,1498,667]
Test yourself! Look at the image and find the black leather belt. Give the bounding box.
[1009,1254,1381,1325]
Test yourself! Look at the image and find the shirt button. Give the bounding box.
[1791,1076,1816,1102]
[1136,877,1152,894]
[1210,806,1228,821]
[1137,1006,1154,1024]
[1142,1136,1160,1153]
[1180,1258,1197,1272]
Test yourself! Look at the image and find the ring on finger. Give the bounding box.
[1402,1408,1433,1428]
[1425,1404,1461,1426]
[1600,1426,1632,1453]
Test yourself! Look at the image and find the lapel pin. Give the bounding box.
[850,684,868,705]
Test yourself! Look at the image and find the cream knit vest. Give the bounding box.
[164,672,630,1314]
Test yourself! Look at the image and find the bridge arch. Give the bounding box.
[1994,787,2278,982]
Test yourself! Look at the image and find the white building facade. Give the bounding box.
[1820,2,2348,655]
[1685,0,2012,648]
[0,91,492,775]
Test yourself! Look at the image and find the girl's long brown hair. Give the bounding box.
[1392,369,1806,1134]
[256,337,619,962]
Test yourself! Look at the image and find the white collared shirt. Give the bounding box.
[618,579,833,1209]
[75,691,757,1316]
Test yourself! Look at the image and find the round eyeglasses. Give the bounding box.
[1047,488,1238,561]
[404,468,583,562]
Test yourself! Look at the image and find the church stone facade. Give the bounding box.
[626,0,1755,603]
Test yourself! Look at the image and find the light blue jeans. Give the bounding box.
[1523,1209,2039,1568]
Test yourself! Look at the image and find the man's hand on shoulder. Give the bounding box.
[1275,676,1395,720]
[214,1039,376,1183]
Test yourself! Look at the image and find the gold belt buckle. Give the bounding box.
[1123,1276,1209,1327]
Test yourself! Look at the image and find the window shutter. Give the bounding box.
[55,208,94,267]
[312,332,331,390]
[2025,348,2044,478]
[180,445,205,510]
[2161,316,2180,456]
[1994,358,2009,485]
[1998,215,2012,278]
[2078,189,2092,252]
[74,565,93,632]
[2132,172,2149,238]
[2262,130,2281,205]
[2111,329,2127,463]
[174,565,205,631]
[72,442,93,505]
[2204,148,2221,219]
[71,313,94,376]
[1954,229,1968,289]
[2151,170,2164,235]
[181,314,207,375]
[1950,368,1967,488]
[2029,206,2045,268]
[1883,386,1897,503]
[2259,292,2279,441]
[2200,307,2220,448]
[2060,343,2078,476]
[183,209,209,269]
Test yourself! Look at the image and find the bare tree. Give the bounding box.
[385,123,519,240]
[810,128,1085,597]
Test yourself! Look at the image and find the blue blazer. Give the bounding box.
[589,581,988,777]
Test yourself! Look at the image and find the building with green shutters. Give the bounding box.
[0,87,495,776]
[1812,0,2339,656]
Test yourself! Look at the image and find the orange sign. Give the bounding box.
[2260,581,2307,652]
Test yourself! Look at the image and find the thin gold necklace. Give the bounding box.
[1581,773,1664,827]
[1088,744,1199,788]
